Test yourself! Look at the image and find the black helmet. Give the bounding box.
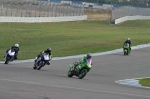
[47,48,51,51]
[86,53,92,59]
[45,48,51,53]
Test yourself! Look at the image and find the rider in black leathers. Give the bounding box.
[35,48,52,66]
[124,38,131,51]
[6,44,19,60]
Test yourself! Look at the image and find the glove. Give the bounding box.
[50,55,52,60]
[73,62,76,66]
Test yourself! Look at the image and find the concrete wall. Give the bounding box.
[115,16,150,24]
[111,6,150,23]
[0,15,87,23]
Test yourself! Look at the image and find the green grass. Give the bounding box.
[0,20,150,60]
[138,78,150,87]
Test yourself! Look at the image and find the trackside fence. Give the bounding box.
[0,1,84,17]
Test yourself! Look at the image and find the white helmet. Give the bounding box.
[15,44,19,47]
[127,38,130,40]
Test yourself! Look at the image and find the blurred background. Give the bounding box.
[0,0,150,21]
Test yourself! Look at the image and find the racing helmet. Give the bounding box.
[46,47,51,53]
[15,44,19,47]
[86,53,92,59]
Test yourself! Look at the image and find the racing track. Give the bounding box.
[0,47,150,99]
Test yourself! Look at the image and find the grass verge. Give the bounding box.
[0,20,150,60]
[138,78,150,87]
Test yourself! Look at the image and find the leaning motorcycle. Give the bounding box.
[68,59,92,79]
[123,43,130,55]
[4,49,15,64]
[33,53,51,70]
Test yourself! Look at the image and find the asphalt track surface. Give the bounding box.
[0,47,150,99]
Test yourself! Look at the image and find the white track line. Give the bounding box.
[1,43,150,63]
[1,78,150,98]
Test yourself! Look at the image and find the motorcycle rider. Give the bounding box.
[5,44,19,60]
[124,38,131,51]
[35,48,52,66]
[123,43,130,53]
[74,53,92,71]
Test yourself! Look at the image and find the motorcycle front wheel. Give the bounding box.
[79,69,87,79]
[68,69,74,77]
[37,65,43,70]
[4,56,10,64]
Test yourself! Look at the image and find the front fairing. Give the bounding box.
[41,54,50,61]
[69,64,73,69]
[87,64,92,69]
[8,49,15,56]
[79,59,92,71]
[124,47,130,52]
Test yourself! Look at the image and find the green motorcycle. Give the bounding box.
[123,43,130,55]
[68,59,92,79]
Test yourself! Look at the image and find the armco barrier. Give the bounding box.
[115,16,150,24]
[0,15,87,23]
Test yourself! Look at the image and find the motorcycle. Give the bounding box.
[68,59,92,79]
[123,43,130,55]
[4,49,15,64]
[33,53,51,70]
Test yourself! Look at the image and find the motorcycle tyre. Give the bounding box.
[4,61,8,64]
[37,65,42,70]
[68,70,74,77]
[124,52,126,56]
[4,56,10,64]
[33,66,37,70]
[79,69,87,79]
